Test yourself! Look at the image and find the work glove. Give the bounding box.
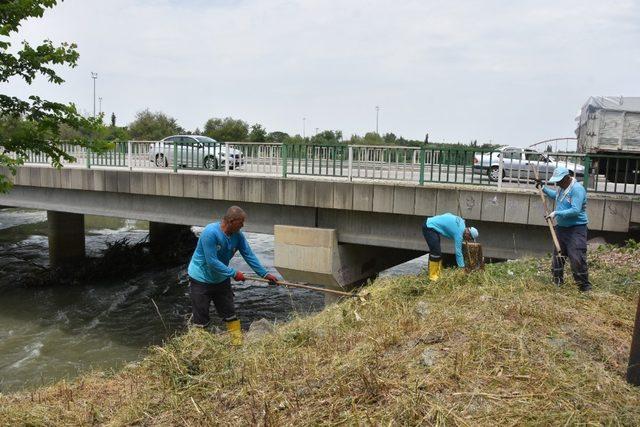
[264,273,279,286]
[534,179,543,189]
[544,211,557,220]
[233,271,246,282]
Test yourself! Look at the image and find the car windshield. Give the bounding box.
[195,136,217,143]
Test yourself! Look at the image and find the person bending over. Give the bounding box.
[422,213,478,281]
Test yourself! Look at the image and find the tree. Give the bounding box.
[0,0,104,192]
[266,131,289,143]
[362,132,384,145]
[310,130,342,145]
[203,117,249,142]
[127,109,184,140]
[383,132,397,145]
[248,123,267,142]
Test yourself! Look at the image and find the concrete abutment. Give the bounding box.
[274,225,423,302]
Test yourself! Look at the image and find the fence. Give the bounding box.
[9,141,640,195]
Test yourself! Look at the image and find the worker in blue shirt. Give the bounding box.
[187,205,279,345]
[422,213,478,281]
[536,166,591,292]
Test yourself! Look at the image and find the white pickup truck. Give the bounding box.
[473,146,585,182]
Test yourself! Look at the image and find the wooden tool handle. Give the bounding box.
[247,276,357,297]
[530,164,562,254]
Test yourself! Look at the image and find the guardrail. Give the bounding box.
[8,141,640,195]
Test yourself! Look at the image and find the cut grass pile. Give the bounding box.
[1,244,639,425]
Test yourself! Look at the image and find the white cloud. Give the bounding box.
[3,0,639,145]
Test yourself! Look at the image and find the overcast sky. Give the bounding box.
[4,0,639,146]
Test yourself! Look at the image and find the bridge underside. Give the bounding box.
[1,185,624,260]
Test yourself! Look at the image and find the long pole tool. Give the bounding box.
[529,164,562,254]
[247,276,359,298]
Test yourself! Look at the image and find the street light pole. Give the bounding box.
[303,117,306,139]
[98,97,103,116]
[91,72,98,117]
[375,105,380,134]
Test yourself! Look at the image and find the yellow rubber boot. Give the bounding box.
[225,319,243,346]
[428,259,442,281]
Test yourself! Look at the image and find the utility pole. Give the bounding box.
[303,117,306,139]
[91,72,98,117]
[98,97,103,116]
[375,105,380,134]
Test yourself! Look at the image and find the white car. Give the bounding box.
[148,135,244,170]
[473,146,585,182]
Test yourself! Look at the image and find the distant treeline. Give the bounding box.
[2,108,497,150]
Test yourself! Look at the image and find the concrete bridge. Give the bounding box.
[1,165,637,290]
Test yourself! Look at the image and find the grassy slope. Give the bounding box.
[1,246,640,426]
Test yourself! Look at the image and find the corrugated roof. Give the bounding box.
[576,96,640,127]
[583,96,640,113]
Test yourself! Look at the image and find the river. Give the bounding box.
[0,207,428,393]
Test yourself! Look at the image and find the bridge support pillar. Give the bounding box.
[47,210,85,269]
[274,225,422,303]
[149,222,192,257]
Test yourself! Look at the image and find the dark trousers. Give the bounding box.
[422,224,441,261]
[189,277,237,327]
[552,225,591,291]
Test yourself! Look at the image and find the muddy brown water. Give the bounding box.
[0,208,429,392]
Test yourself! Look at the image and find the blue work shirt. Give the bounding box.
[187,222,268,284]
[425,213,467,268]
[542,180,589,227]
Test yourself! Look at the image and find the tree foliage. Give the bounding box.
[0,0,105,192]
[310,130,342,145]
[127,109,183,140]
[266,131,289,143]
[248,123,267,142]
[203,117,249,142]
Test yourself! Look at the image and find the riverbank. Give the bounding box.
[1,244,639,425]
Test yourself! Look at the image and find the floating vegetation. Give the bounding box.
[20,228,197,287]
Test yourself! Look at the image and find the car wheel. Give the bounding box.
[155,153,168,167]
[203,155,219,170]
[487,165,503,182]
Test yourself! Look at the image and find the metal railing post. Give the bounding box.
[419,145,426,185]
[583,155,591,190]
[282,144,288,178]
[497,153,504,191]
[127,140,132,171]
[172,142,178,173]
[348,145,353,181]
[225,142,230,175]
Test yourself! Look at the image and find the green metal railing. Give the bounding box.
[13,141,640,195]
[285,143,347,177]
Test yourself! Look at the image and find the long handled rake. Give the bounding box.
[246,276,360,298]
[529,164,562,254]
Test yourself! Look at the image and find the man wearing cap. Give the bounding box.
[187,205,279,345]
[536,166,591,292]
[422,212,478,281]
